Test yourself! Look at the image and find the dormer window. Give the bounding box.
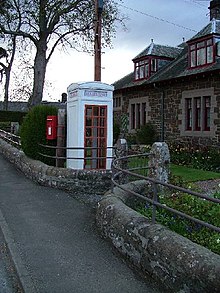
[189,38,214,68]
[134,58,158,81]
[132,42,182,82]
[135,59,149,80]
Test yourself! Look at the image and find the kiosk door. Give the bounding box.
[84,105,107,169]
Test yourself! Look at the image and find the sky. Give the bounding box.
[45,0,211,101]
[1,0,212,102]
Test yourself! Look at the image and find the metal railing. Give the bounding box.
[38,144,115,160]
[112,153,220,233]
[39,143,115,168]
[0,129,21,148]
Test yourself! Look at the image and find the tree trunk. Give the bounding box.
[28,42,47,108]
[3,67,10,110]
[3,36,16,111]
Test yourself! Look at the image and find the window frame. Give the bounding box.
[188,37,215,69]
[84,105,107,170]
[134,57,159,81]
[186,98,192,131]
[184,96,212,133]
[204,96,211,131]
[129,97,150,131]
[113,96,121,109]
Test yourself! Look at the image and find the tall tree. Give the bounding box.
[0,0,22,110]
[0,0,124,107]
[0,36,18,110]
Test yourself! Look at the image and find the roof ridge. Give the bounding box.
[148,42,154,55]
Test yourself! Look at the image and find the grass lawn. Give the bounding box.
[171,164,220,182]
[129,156,220,182]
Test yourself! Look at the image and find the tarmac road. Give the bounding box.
[0,154,164,293]
[0,227,23,293]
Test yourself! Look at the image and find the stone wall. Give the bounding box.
[0,138,111,204]
[2,137,220,292]
[96,181,220,293]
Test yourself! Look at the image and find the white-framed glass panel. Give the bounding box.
[204,96,211,131]
[194,97,201,130]
[189,38,214,68]
[186,98,192,130]
[197,47,206,66]
[139,65,145,79]
[151,59,157,72]
[135,64,139,80]
[191,50,196,67]
[207,46,213,63]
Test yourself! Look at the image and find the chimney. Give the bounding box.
[209,0,220,20]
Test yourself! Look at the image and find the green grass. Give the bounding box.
[171,164,220,182]
[129,156,220,182]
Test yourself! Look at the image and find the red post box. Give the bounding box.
[46,116,57,140]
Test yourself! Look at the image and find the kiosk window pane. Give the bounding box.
[84,105,107,169]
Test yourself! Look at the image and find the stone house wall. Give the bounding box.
[113,73,220,148]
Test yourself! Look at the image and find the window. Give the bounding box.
[84,105,107,169]
[180,89,216,138]
[134,58,160,80]
[142,102,146,125]
[186,98,192,130]
[129,98,149,131]
[131,104,135,129]
[204,96,211,131]
[151,59,157,73]
[136,103,141,129]
[113,96,121,108]
[189,38,214,68]
[185,96,211,132]
[194,97,201,131]
[135,60,149,80]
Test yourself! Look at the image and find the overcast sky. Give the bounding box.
[39,0,212,100]
[46,0,210,99]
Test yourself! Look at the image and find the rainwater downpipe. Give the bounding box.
[153,83,165,142]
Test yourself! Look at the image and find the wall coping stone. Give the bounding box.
[0,138,111,205]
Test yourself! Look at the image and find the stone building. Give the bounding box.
[113,0,220,147]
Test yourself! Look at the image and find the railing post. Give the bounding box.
[10,122,19,135]
[115,138,128,184]
[148,142,170,223]
[152,182,158,224]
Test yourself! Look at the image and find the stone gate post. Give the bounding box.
[148,142,170,183]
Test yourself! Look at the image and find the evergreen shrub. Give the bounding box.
[0,121,11,131]
[0,110,27,124]
[136,122,158,145]
[113,122,120,143]
[20,105,58,166]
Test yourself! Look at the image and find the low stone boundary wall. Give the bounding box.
[0,138,111,202]
[1,138,220,292]
[96,181,220,293]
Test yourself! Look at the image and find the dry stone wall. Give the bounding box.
[0,138,111,204]
[96,181,220,293]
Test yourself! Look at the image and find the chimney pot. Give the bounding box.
[209,0,220,20]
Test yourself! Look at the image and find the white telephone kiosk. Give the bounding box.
[66,81,114,170]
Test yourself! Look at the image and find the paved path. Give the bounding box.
[0,154,163,293]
